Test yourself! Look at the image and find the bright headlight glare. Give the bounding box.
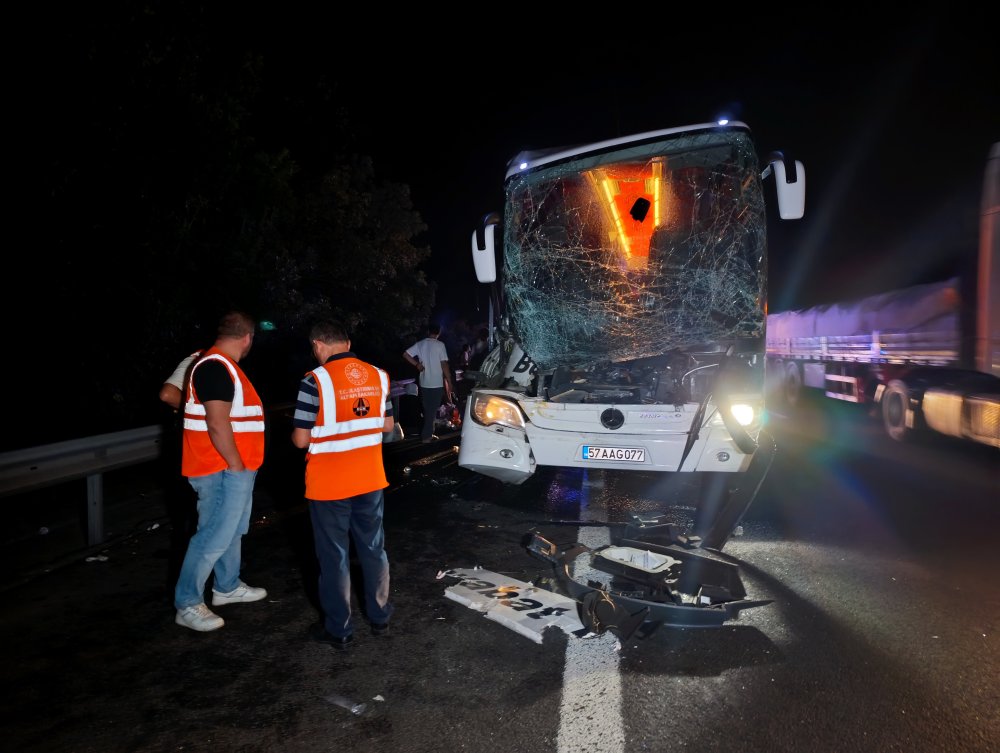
[730,402,756,427]
[470,393,525,430]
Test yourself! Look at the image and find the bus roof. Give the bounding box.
[504,120,751,180]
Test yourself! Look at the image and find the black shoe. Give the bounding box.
[309,623,354,649]
[371,622,389,637]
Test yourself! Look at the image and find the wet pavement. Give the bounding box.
[1,428,573,753]
[5,406,998,753]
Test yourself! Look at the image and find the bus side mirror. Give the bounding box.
[471,213,500,283]
[764,152,806,220]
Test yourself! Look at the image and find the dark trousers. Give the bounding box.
[419,386,444,440]
[308,490,393,638]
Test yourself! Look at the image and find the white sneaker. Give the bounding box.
[211,581,267,606]
[176,603,224,632]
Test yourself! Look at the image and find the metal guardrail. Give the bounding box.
[0,380,421,547]
[0,425,166,546]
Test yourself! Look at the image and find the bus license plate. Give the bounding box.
[582,446,645,462]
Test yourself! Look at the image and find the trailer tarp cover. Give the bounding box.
[767,278,961,340]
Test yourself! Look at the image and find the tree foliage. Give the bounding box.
[7,2,435,449]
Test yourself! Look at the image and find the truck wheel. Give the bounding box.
[881,380,911,442]
[783,362,803,408]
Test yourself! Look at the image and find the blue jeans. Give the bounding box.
[174,469,257,609]
[419,385,444,440]
[309,489,393,638]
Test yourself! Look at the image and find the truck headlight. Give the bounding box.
[470,393,526,430]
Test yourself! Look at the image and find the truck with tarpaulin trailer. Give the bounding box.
[765,142,999,449]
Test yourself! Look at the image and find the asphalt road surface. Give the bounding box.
[1,400,997,753]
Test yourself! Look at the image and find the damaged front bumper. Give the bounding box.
[525,517,771,639]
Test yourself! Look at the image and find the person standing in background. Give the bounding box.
[174,311,268,632]
[158,348,202,592]
[292,319,395,650]
[402,322,454,443]
[159,351,201,411]
[468,328,490,370]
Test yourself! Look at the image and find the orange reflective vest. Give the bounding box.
[181,348,265,477]
[304,357,389,500]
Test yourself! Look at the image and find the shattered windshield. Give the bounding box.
[502,129,766,371]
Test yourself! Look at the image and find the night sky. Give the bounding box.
[322,10,997,320]
[19,6,997,323]
[6,4,997,450]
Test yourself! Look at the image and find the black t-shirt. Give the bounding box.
[192,359,235,402]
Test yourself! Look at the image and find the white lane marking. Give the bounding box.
[557,473,625,753]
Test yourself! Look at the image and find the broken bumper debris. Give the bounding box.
[525,516,771,638]
[442,516,770,645]
[441,568,587,644]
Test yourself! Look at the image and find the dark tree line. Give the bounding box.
[7,3,437,450]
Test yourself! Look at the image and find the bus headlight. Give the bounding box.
[729,402,757,427]
[469,393,526,430]
[713,394,763,454]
